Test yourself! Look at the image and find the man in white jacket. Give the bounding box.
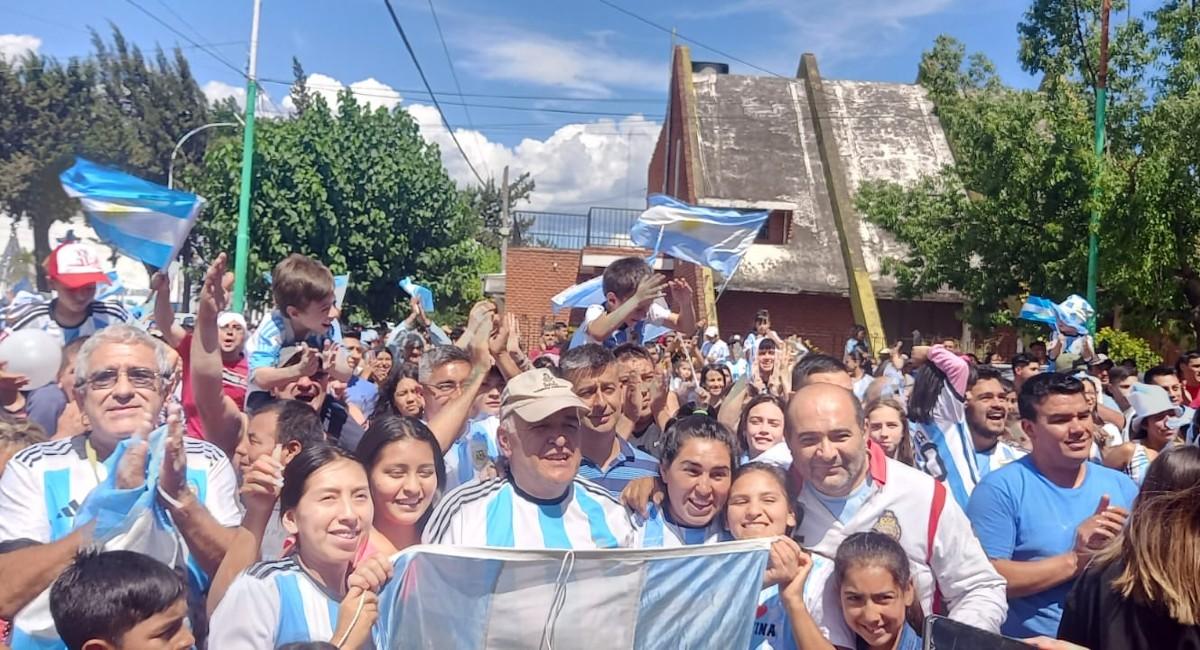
[786,382,1008,635]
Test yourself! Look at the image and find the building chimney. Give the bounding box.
[691,61,729,76]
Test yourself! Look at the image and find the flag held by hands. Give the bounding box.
[629,194,767,278]
[399,277,435,313]
[59,158,204,269]
[1019,294,1094,335]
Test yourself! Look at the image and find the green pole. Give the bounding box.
[232,0,263,313]
[1086,0,1111,328]
[231,80,257,312]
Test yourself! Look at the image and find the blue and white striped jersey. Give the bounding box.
[443,416,501,491]
[749,553,852,649]
[576,437,660,498]
[2,297,130,346]
[244,309,341,401]
[422,476,637,549]
[0,434,241,545]
[208,556,343,649]
[634,503,726,548]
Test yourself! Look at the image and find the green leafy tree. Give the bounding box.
[462,172,536,250]
[189,80,486,325]
[0,26,210,289]
[856,3,1200,339]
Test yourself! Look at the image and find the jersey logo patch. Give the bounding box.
[872,509,902,541]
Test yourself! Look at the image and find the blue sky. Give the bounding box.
[2,0,1036,211]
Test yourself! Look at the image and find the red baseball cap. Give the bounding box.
[45,243,112,289]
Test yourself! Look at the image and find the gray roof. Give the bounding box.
[690,71,957,300]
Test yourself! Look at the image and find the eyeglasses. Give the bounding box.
[78,367,163,390]
[425,380,465,396]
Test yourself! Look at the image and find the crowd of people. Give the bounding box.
[0,241,1196,649]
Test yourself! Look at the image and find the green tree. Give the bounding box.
[855,3,1200,338]
[462,172,536,250]
[190,81,486,324]
[0,26,210,289]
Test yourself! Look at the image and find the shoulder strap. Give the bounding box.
[926,480,948,614]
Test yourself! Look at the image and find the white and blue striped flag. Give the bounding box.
[630,195,768,278]
[550,275,605,314]
[398,277,434,313]
[59,158,204,269]
[1019,294,1094,335]
[373,540,772,650]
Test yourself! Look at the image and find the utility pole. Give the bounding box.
[1085,0,1112,326]
[232,0,262,312]
[499,165,510,270]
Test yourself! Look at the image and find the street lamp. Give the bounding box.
[167,119,242,190]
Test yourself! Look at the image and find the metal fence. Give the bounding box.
[512,206,642,250]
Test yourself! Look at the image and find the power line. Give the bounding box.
[256,76,663,103]
[593,0,787,78]
[381,0,485,186]
[154,0,210,45]
[425,0,490,179]
[123,0,246,78]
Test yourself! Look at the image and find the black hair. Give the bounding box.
[1018,372,1085,421]
[700,363,727,387]
[280,443,365,514]
[1141,446,1200,496]
[835,530,911,586]
[790,353,848,390]
[613,342,652,364]
[737,394,787,455]
[277,643,339,650]
[757,338,778,353]
[51,549,186,650]
[531,355,562,376]
[909,358,961,425]
[660,414,739,469]
[342,330,361,341]
[601,257,652,300]
[355,415,446,529]
[372,362,422,420]
[1029,340,1048,350]
[849,324,866,338]
[248,399,327,449]
[970,365,1010,392]
[1106,365,1134,391]
[1011,353,1039,370]
[1144,365,1179,385]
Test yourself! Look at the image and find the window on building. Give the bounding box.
[755,210,792,244]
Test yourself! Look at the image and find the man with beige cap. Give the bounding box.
[422,368,636,548]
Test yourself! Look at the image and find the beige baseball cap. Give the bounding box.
[500,368,586,422]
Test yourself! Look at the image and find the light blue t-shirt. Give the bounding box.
[807,475,874,525]
[965,455,1138,638]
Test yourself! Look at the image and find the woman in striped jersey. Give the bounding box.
[209,444,392,649]
[635,415,736,547]
[726,462,851,650]
[356,415,445,555]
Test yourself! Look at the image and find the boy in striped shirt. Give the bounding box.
[560,344,658,497]
[423,368,636,548]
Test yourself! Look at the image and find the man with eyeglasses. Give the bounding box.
[420,342,499,490]
[270,343,365,454]
[0,323,241,628]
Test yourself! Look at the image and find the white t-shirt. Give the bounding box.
[702,339,730,364]
[743,442,793,470]
[570,301,671,349]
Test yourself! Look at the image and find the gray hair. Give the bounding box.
[558,343,615,382]
[417,344,472,384]
[73,324,173,395]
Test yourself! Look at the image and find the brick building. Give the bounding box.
[499,47,967,355]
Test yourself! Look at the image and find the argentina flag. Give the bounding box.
[630,195,767,278]
[373,540,772,650]
[59,158,204,269]
[1019,294,1094,334]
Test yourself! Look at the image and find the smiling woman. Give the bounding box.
[208,444,385,648]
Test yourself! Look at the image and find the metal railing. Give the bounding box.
[511,207,643,250]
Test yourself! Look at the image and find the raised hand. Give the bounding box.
[633,273,667,309]
[197,253,233,318]
[115,435,150,490]
[240,445,284,517]
[504,313,522,354]
[158,405,188,503]
[1073,494,1128,561]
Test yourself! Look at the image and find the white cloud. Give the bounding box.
[0,34,41,60]
[203,72,657,211]
[460,32,665,96]
[203,79,292,118]
[202,80,244,105]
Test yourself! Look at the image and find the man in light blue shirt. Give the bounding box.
[967,373,1138,638]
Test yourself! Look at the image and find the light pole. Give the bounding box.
[167,121,240,190]
[232,0,263,313]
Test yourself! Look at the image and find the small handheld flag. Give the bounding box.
[399,277,434,313]
[59,158,204,269]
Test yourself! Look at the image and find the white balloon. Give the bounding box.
[0,329,64,390]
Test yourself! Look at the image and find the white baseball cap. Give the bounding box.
[217,312,247,329]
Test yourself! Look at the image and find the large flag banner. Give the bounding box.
[59,158,205,269]
[630,195,768,278]
[550,275,605,313]
[374,540,772,650]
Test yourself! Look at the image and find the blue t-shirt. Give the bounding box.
[965,455,1138,638]
[808,475,874,525]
